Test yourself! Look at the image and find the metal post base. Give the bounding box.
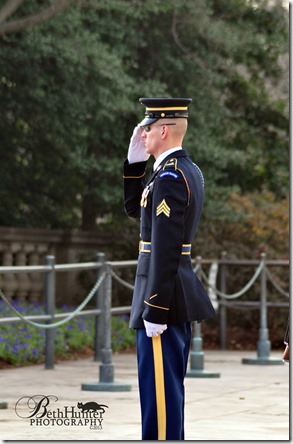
[186,323,221,379]
[186,349,220,378]
[186,369,220,378]
[81,382,131,392]
[242,333,284,365]
[0,400,8,409]
[81,361,131,391]
[242,357,284,365]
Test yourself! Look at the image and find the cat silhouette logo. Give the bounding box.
[77,401,108,414]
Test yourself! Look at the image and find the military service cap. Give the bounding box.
[138,97,192,126]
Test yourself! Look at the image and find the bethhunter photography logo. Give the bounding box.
[15,395,108,430]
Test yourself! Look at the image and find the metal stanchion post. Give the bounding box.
[82,263,131,391]
[186,256,220,378]
[0,400,8,409]
[220,251,227,350]
[242,253,283,365]
[45,255,56,370]
[94,252,105,362]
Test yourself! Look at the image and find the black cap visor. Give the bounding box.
[138,117,159,127]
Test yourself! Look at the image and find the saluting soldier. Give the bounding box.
[123,97,215,440]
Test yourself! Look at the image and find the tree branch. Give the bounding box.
[0,0,78,35]
[171,10,207,72]
[171,10,189,55]
[0,0,25,24]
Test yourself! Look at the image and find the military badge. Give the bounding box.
[140,186,150,207]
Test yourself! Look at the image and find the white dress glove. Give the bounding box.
[143,320,167,337]
[127,125,150,163]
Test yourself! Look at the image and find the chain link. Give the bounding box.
[265,268,289,298]
[0,272,106,329]
[0,259,288,327]
[200,261,264,299]
[110,269,134,291]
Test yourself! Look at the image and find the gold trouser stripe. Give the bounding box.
[152,336,166,440]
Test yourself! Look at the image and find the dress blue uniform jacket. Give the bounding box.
[124,149,215,328]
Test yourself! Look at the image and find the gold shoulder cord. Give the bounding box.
[177,168,190,206]
[162,158,178,171]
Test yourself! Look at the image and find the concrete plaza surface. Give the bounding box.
[0,350,289,441]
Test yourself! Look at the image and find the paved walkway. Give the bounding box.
[0,350,289,442]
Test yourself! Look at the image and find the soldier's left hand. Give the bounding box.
[143,320,167,337]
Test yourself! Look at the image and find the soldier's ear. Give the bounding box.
[161,126,168,139]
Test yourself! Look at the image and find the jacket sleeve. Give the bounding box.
[123,159,148,218]
[142,170,188,324]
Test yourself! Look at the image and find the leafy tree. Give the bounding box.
[0,0,288,256]
[0,0,78,35]
[0,1,135,228]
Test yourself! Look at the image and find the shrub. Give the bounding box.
[0,301,135,366]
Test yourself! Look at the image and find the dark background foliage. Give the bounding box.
[0,1,289,356]
[0,0,288,259]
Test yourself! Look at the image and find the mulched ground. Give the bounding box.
[201,324,285,351]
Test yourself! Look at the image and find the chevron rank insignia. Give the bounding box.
[156,199,170,217]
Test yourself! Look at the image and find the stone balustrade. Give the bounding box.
[0,227,115,305]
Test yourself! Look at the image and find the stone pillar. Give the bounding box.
[2,247,17,298]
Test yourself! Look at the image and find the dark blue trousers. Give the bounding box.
[136,323,191,440]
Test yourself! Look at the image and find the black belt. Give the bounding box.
[139,241,192,255]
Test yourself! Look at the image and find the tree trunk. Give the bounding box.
[81,194,97,230]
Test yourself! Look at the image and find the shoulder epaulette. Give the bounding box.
[163,158,178,171]
[162,158,190,206]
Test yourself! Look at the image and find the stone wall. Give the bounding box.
[0,227,114,305]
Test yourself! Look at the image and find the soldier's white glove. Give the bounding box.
[143,320,167,337]
[127,126,150,163]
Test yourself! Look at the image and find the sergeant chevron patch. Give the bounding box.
[156,199,170,217]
